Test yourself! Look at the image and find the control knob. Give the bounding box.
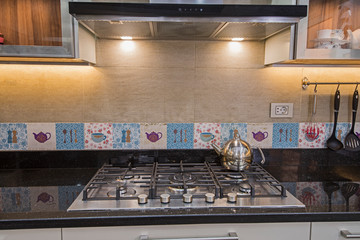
[160,193,170,204]
[227,193,237,203]
[183,193,193,203]
[205,193,215,203]
[137,194,148,204]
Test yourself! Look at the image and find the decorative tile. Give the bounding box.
[296,182,324,206]
[325,122,350,147]
[167,123,194,149]
[194,123,220,149]
[58,185,83,211]
[27,123,56,150]
[272,123,299,148]
[140,123,167,149]
[298,123,326,148]
[1,187,31,213]
[0,123,27,150]
[220,123,247,145]
[247,123,273,148]
[113,123,140,149]
[30,186,59,212]
[85,123,113,149]
[56,123,84,150]
[354,122,360,139]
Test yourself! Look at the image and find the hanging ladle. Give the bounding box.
[327,85,344,151]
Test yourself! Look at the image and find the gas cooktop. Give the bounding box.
[68,161,305,212]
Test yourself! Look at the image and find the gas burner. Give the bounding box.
[169,173,197,184]
[168,173,198,193]
[107,187,136,198]
[225,173,248,182]
[231,182,252,194]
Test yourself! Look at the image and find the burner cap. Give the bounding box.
[168,173,198,193]
[107,187,136,198]
[231,182,252,194]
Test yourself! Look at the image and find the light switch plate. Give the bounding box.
[270,103,293,118]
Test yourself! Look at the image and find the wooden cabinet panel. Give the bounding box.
[0,0,62,46]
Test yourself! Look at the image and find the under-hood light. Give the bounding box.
[120,36,133,40]
[232,38,244,42]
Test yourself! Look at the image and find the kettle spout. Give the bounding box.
[211,143,222,156]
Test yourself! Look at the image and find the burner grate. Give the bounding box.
[81,161,287,201]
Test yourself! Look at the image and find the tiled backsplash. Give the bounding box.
[1,122,359,151]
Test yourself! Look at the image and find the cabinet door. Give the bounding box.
[0,228,61,240]
[63,223,310,240]
[0,0,75,58]
[312,222,360,240]
[296,0,360,60]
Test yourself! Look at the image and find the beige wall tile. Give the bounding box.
[96,40,195,68]
[195,41,265,69]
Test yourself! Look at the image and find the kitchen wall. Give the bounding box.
[0,39,360,124]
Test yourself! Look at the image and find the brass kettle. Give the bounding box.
[211,133,265,171]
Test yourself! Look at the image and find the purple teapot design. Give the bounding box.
[33,132,51,143]
[252,131,268,142]
[146,131,162,142]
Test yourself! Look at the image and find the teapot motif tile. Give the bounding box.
[28,123,56,150]
[247,123,273,148]
[140,123,167,149]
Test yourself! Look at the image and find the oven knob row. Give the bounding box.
[160,193,170,204]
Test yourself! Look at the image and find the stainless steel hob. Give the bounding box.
[68,161,305,211]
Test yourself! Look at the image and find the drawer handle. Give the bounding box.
[341,230,360,238]
[139,232,238,240]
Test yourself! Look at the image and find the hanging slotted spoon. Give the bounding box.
[341,183,360,211]
[345,89,360,150]
[327,89,343,151]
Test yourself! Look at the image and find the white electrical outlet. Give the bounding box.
[270,103,293,118]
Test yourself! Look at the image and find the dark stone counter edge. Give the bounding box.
[1,212,360,230]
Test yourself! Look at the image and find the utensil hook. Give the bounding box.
[355,83,359,91]
[336,83,340,91]
[314,83,318,93]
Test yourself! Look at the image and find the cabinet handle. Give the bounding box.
[139,232,238,240]
[341,230,360,238]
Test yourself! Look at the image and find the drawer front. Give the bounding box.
[63,223,310,240]
[312,222,360,240]
[0,228,61,240]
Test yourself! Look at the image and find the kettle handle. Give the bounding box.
[257,147,266,165]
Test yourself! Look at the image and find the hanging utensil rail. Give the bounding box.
[302,77,359,90]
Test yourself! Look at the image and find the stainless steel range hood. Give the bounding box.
[69,1,307,41]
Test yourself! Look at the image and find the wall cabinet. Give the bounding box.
[62,223,311,240]
[295,0,360,61]
[0,228,61,240]
[311,221,360,240]
[0,0,95,63]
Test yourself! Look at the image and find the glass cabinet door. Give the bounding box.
[296,0,360,59]
[0,0,75,58]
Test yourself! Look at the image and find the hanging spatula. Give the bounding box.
[341,183,359,211]
[327,89,343,151]
[345,89,360,151]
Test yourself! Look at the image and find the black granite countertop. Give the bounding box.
[0,149,360,229]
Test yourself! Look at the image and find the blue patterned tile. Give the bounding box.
[167,123,194,149]
[56,123,84,150]
[281,182,296,196]
[325,122,350,147]
[0,123,27,150]
[220,123,247,145]
[1,187,31,213]
[113,123,140,149]
[58,185,83,211]
[272,123,299,148]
